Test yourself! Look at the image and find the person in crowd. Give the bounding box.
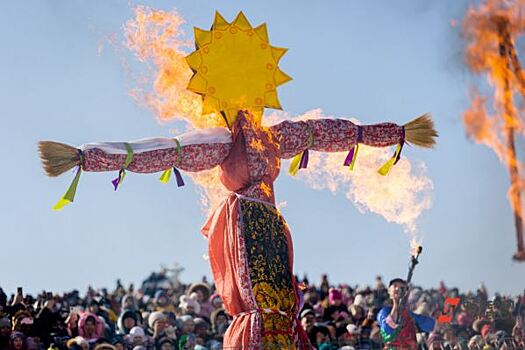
[377,278,435,350]
[117,310,138,335]
[9,332,25,350]
[78,313,104,343]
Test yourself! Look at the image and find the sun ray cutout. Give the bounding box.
[186,11,292,127]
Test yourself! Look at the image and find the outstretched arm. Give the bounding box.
[81,128,232,173]
[39,128,232,209]
[39,127,232,176]
[269,118,405,158]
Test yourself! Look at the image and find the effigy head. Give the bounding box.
[185,11,292,128]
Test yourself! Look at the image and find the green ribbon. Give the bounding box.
[53,151,83,210]
[113,142,134,190]
[53,167,82,211]
[123,142,134,168]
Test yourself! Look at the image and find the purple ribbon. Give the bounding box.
[343,126,363,167]
[299,149,309,169]
[343,146,355,166]
[111,177,120,191]
[394,141,404,165]
[112,169,124,191]
[173,168,185,187]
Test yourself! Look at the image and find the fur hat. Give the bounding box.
[187,283,210,301]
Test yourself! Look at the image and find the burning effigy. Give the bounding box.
[462,0,525,261]
[38,11,437,348]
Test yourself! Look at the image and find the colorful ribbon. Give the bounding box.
[343,126,363,171]
[343,144,360,171]
[112,142,134,191]
[53,150,83,211]
[159,138,185,187]
[289,127,314,176]
[377,141,404,176]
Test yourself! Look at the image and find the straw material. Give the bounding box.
[403,113,438,148]
[38,141,81,177]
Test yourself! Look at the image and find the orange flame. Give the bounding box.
[462,0,525,242]
[123,6,228,214]
[124,5,224,128]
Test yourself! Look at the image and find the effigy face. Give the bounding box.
[185,12,292,127]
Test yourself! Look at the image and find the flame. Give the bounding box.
[462,0,525,247]
[122,6,228,214]
[124,5,224,128]
[266,110,433,248]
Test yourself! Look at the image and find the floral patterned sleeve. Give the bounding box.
[81,129,232,173]
[269,119,404,159]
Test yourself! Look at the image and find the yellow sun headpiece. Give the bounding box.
[185,11,292,127]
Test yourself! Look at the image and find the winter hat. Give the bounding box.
[148,311,166,329]
[328,288,342,305]
[352,294,365,308]
[129,326,145,340]
[300,309,315,319]
[179,295,201,315]
[10,331,25,342]
[346,324,361,335]
[179,315,193,324]
[187,283,211,301]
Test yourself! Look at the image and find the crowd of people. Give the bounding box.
[0,268,523,350]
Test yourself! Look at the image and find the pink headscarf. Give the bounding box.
[78,312,104,341]
[328,288,343,305]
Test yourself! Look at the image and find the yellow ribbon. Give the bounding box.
[289,127,314,176]
[159,139,181,184]
[288,153,302,176]
[53,167,82,211]
[159,168,172,183]
[377,143,402,176]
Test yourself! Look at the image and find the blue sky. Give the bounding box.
[1,1,524,296]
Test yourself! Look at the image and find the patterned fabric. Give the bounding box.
[240,199,297,349]
[83,143,231,173]
[269,119,404,159]
[381,308,417,350]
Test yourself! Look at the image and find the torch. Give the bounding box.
[495,15,525,261]
[396,245,423,324]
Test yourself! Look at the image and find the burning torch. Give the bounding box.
[396,245,423,324]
